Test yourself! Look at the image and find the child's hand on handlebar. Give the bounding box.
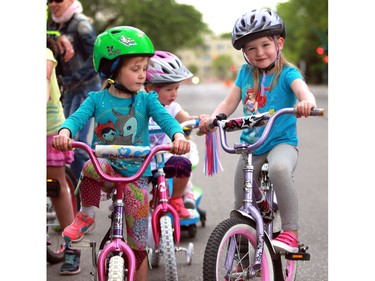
[171,133,190,155]
[198,116,216,135]
[52,128,73,151]
[295,100,317,118]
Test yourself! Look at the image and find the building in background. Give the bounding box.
[177,35,244,83]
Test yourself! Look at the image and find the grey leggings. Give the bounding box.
[234,143,299,231]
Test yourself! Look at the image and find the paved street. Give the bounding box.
[47,83,328,281]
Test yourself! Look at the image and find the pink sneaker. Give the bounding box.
[62,212,95,242]
[183,191,196,209]
[169,197,193,219]
[272,231,299,253]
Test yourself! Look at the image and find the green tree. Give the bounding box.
[81,0,209,52]
[187,64,199,76]
[212,55,235,80]
[276,0,328,83]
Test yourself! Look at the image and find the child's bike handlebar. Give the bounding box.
[71,141,172,183]
[207,107,324,153]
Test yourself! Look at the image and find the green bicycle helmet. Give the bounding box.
[93,26,155,79]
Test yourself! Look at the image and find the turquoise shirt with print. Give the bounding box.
[61,89,184,177]
[235,64,302,155]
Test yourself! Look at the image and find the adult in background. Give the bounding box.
[47,0,102,181]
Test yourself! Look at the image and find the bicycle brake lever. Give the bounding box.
[213,113,227,126]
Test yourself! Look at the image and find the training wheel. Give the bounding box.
[186,242,194,265]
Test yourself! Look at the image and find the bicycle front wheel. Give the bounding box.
[160,215,178,281]
[203,217,274,281]
[107,255,125,281]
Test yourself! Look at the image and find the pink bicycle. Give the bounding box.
[70,141,173,281]
[147,120,199,280]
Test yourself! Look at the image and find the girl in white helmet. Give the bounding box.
[199,8,317,253]
[145,50,208,218]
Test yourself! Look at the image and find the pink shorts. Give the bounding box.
[47,133,74,166]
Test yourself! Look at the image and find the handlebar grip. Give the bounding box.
[196,120,217,136]
[196,113,227,136]
[196,129,205,136]
[310,108,324,116]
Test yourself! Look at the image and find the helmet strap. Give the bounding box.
[260,71,267,97]
[105,79,136,111]
[106,78,136,95]
[113,82,136,95]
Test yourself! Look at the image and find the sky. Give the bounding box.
[176,0,288,35]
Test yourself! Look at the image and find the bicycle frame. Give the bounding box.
[148,119,200,247]
[71,141,172,281]
[150,151,181,247]
[213,107,323,279]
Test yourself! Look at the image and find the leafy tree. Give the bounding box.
[187,64,199,76]
[276,0,328,83]
[81,0,209,52]
[212,55,235,80]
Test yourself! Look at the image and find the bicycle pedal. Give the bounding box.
[285,252,310,261]
[69,239,93,249]
[298,243,309,252]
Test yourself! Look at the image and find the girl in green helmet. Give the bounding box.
[52,26,190,280]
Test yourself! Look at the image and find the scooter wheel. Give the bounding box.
[188,224,197,238]
[198,208,206,227]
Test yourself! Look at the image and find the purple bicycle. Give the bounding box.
[202,107,324,281]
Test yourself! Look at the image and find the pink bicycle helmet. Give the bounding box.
[146,50,193,84]
[232,8,286,50]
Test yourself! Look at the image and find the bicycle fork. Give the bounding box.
[97,187,136,281]
[151,153,181,247]
[229,148,266,278]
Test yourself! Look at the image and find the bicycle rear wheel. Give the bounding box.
[65,166,80,214]
[46,166,80,264]
[203,217,274,281]
[160,215,178,281]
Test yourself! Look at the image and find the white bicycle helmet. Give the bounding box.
[146,50,193,84]
[232,8,286,50]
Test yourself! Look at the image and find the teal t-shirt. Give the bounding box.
[234,64,302,155]
[61,89,184,176]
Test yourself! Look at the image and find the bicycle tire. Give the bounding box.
[107,255,125,281]
[150,246,160,268]
[272,233,297,281]
[46,166,80,264]
[46,237,65,264]
[283,259,297,281]
[46,197,65,264]
[203,217,275,281]
[160,216,179,281]
[65,166,80,214]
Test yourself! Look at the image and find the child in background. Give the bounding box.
[52,26,190,280]
[47,36,75,235]
[199,8,317,253]
[144,50,208,218]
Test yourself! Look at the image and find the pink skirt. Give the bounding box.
[47,133,74,166]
